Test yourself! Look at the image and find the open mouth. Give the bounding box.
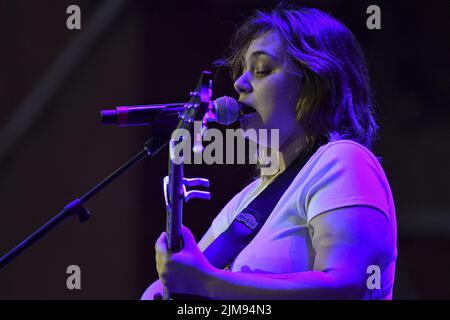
[239,102,258,118]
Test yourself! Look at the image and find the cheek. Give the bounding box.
[256,82,281,121]
[260,79,300,124]
[276,76,301,109]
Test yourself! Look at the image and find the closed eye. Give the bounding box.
[255,70,271,76]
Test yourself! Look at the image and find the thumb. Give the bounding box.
[181,225,198,251]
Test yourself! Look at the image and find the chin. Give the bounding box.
[239,113,263,131]
[240,119,277,148]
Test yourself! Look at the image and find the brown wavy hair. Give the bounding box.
[218,3,379,151]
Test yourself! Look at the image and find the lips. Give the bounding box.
[239,102,257,118]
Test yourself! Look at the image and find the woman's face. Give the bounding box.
[234,31,303,147]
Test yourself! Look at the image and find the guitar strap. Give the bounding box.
[202,141,321,270]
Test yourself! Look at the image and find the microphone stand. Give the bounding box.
[0,70,214,302]
[0,136,168,269]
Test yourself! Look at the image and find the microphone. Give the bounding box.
[100,96,240,126]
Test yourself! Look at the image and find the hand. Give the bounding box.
[155,226,215,297]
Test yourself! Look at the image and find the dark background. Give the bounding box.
[0,0,449,299]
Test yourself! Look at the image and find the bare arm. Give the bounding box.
[200,205,391,300]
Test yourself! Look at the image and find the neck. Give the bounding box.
[259,128,306,179]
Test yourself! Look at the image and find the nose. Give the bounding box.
[233,72,252,95]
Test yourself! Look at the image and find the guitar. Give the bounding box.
[162,71,213,300]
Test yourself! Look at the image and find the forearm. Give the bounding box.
[202,269,362,300]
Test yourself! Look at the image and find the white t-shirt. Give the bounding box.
[198,139,397,299]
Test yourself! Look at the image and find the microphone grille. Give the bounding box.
[214,96,240,125]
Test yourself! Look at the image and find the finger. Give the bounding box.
[156,252,164,276]
[155,232,168,276]
[181,225,198,251]
[156,248,170,276]
[155,232,167,253]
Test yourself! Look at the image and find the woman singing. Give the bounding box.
[142,4,397,300]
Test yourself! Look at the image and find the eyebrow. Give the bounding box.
[241,50,279,69]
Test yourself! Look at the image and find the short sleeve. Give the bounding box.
[303,142,391,224]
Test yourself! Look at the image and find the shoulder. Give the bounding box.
[212,178,261,226]
[300,139,385,181]
[227,178,261,210]
[303,139,388,189]
[198,178,261,251]
[313,139,381,167]
[293,139,392,222]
